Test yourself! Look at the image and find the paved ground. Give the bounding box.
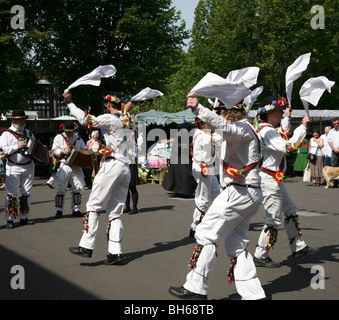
[0,175,338,303]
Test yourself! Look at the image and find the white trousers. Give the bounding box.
[55,163,85,212]
[79,159,130,254]
[191,167,222,230]
[254,173,306,259]
[4,162,34,221]
[184,185,266,300]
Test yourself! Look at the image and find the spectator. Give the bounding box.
[328,117,339,167]
[309,129,324,186]
[86,130,104,183]
[124,116,140,215]
[321,126,332,167]
[162,123,197,197]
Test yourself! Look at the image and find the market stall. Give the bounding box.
[135,109,195,185]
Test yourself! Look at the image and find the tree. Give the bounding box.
[2,0,188,114]
[185,0,338,110]
[0,1,38,114]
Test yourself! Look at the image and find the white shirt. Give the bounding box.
[327,128,339,149]
[192,129,215,165]
[320,134,332,157]
[52,132,86,164]
[68,102,129,164]
[0,126,34,164]
[258,121,307,172]
[309,138,323,157]
[194,104,261,186]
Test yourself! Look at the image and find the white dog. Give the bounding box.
[323,166,339,188]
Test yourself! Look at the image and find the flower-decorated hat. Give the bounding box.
[230,103,247,111]
[103,93,132,106]
[62,120,79,133]
[256,96,288,115]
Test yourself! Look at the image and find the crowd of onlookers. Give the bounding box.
[301,117,339,186]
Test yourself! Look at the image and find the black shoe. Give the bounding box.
[69,246,93,258]
[168,286,207,300]
[104,253,124,265]
[123,207,131,213]
[254,256,281,268]
[6,221,15,229]
[129,208,139,215]
[292,246,319,258]
[72,211,84,217]
[55,211,63,219]
[46,183,54,189]
[20,219,35,226]
[189,229,195,238]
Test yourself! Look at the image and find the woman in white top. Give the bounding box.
[309,129,324,186]
[320,126,332,167]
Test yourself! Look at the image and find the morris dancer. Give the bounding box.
[169,95,265,300]
[253,96,319,268]
[0,109,35,229]
[66,91,132,265]
[190,117,222,237]
[52,120,86,219]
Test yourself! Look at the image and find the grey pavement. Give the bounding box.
[0,175,338,301]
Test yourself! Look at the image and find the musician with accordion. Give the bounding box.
[51,120,87,219]
[0,109,36,229]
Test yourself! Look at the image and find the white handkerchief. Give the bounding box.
[285,53,311,105]
[243,86,264,110]
[65,65,117,92]
[131,87,164,102]
[299,76,335,114]
[225,67,260,88]
[190,72,250,108]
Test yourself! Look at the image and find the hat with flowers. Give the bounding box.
[62,120,79,133]
[256,96,288,115]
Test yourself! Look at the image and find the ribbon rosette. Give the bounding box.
[275,171,285,182]
[98,147,114,155]
[201,165,209,177]
[277,97,287,107]
[225,166,243,178]
[86,114,96,128]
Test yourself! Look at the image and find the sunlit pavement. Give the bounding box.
[0,176,337,301]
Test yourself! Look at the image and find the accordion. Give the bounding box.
[22,137,49,164]
[64,148,95,168]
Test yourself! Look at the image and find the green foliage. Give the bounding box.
[1,0,338,116]
[0,1,38,112]
[1,0,188,114]
[168,0,339,110]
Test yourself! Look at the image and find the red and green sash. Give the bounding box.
[6,129,27,142]
[220,122,262,178]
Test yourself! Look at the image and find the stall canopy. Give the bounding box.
[52,116,77,120]
[135,109,196,125]
[136,109,339,125]
[248,109,339,119]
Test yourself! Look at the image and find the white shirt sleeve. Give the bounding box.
[68,102,116,130]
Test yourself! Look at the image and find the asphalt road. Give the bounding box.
[0,175,338,304]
